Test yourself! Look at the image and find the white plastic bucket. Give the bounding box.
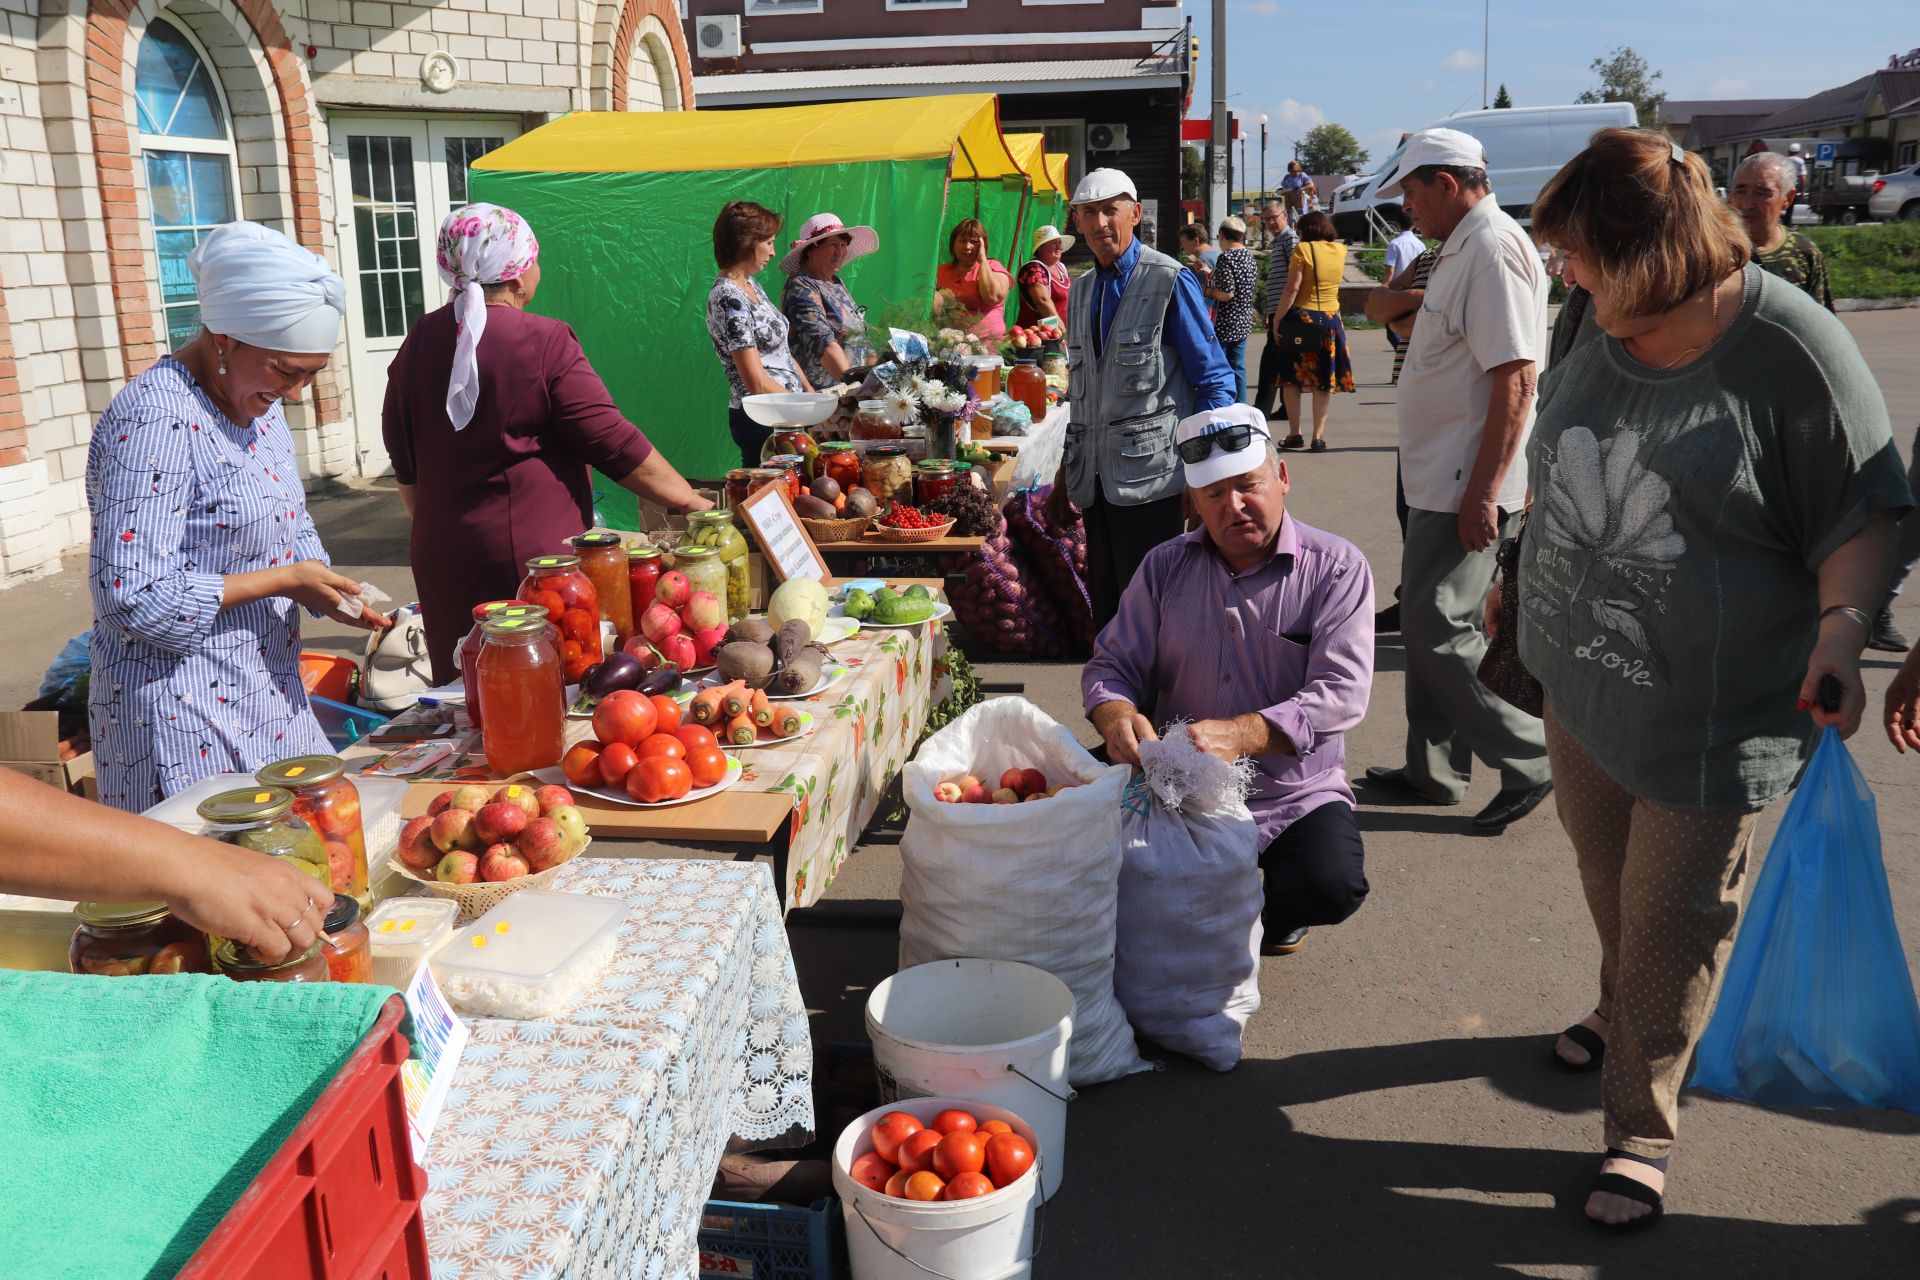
[866,959,1074,1202]
[831,1096,1044,1280]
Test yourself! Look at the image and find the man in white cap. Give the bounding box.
[1051,167,1238,629]
[1083,404,1374,954]
[1786,141,1808,211]
[1361,127,1554,831]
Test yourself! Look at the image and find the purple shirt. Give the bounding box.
[1082,514,1375,842]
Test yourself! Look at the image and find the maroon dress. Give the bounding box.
[383,304,653,685]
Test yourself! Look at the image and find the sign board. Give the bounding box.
[1816,142,1836,165]
[735,485,828,584]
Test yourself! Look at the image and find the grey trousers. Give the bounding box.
[1400,507,1550,799]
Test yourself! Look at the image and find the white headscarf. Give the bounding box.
[436,203,540,430]
[187,222,345,354]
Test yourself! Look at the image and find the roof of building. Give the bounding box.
[1686,112,1791,148]
[1681,69,1920,148]
[693,57,1184,104]
[1661,98,1798,126]
[1747,73,1878,135]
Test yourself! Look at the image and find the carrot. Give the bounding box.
[772,704,804,738]
[689,685,727,725]
[721,680,751,720]
[724,711,758,747]
[751,688,774,727]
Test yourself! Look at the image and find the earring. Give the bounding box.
[217,359,227,376]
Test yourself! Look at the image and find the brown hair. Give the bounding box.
[948,218,988,264]
[1178,222,1211,245]
[1531,127,1749,321]
[1295,210,1337,242]
[713,201,781,271]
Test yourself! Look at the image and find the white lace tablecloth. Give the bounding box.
[422,859,814,1280]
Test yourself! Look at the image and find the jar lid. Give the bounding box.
[749,468,785,480]
[916,459,957,473]
[525,553,581,571]
[672,544,717,560]
[197,786,295,824]
[570,532,624,549]
[1015,352,1039,362]
[765,454,805,467]
[818,441,857,452]
[323,893,360,933]
[74,901,170,927]
[688,508,730,523]
[858,399,887,411]
[470,599,521,621]
[627,546,663,561]
[256,754,345,788]
[483,615,550,639]
[866,444,907,458]
[213,937,324,973]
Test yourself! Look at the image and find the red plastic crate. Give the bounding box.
[180,996,431,1280]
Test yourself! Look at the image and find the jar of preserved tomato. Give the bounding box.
[214,938,330,983]
[817,442,861,491]
[862,444,913,509]
[1008,354,1048,419]
[685,509,751,622]
[764,454,806,502]
[256,755,370,910]
[197,787,331,887]
[915,459,960,507]
[321,894,374,983]
[70,902,211,976]
[518,553,602,684]
[476,614,567,776]
[725,469,757,509]
[670,543,727,612]
[851,400,901,441]
[627,546,664,623]
[459,600,521,732]
[570,532,634,646]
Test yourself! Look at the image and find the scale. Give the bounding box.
[742,392,839,456]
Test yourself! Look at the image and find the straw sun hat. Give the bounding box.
[780,212,880,275]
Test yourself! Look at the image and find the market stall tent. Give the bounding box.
[466,94,1032,526]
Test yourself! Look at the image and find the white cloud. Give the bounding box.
[1708,77,1751,94]
[1441,49,1482,73]
[1264,98,1325,139]
[1242,0,1280,13]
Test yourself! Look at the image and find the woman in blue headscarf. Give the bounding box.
[85,222,389,810]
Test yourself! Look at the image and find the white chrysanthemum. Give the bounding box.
[883,388,919,427]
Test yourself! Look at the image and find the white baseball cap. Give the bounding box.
[1175,404,1273,489]
[1374,128,1489,199]
[1072,167,1137,205]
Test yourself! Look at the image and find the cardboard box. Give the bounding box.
[0,711,96,800]
[0,896,78,972]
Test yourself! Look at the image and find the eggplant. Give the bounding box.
[637,663,682,697]
[585,651,648,698]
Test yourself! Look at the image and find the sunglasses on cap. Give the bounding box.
[1176,422,1269,464]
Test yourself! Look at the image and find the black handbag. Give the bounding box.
[1477,517,1544,718]
[1275,243,1322,348]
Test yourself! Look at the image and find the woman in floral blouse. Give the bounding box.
[779,211,877,392]
[1198,217,1259,403]
[708,201,812,466]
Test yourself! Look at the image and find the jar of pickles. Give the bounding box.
[517,553,602,684]
[256,755,370,910]
[915,459,960,507]
[862,444,913,509]
[764,455,807,503]
[761,430,819,473]
[851,400,901,441]
[214,938,330,983]
[817,441,861,490]
[69,902,210,976]
[197,787,331,887]
[570,532,634,647]
[684,509,751,622]
[476,614,567,776]
[669,544,727,612]
[321,894,373,983]
[627,546,664,623]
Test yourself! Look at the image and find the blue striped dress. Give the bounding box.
[86,355,332,810]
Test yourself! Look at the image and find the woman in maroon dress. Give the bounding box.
[383,203,709,684]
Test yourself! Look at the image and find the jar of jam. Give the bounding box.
[477,614,567,776]
[851,399,901,441]
[459,600,521,732]
[969,357,1002,403]
[818,441,862,491]
[725,469,757,509]
[197,787,331,886]
[214,938,330,983]
[517,553,602,684]
[571,532,634,647]
[761,430,819,473]
[70,902,211,976]
[321,894,374,983]
[627,546,664,623]
[1008,354,1048,419]
[684,509,751,623]
[669,544,727,616]
[256,754,370,910]
[915,459,960,507]
[764,454,806,503]
[862,444,913,509]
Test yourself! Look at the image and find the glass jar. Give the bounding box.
[69,902,211,976]
[761,430,818,473]
[669,544,727,613]
[685,509,751,623]
[818,442,862,491]
[1041,349,1067,382]
[321,894,374,983]
[214,938,330,983]
[256,755,370,910]
[459,600,522,733]
[851,399,901,441]
[627,546,664,624]
[1008,355,1048,419]
[197,787,331,886]
[862,444,913,509]
[476,615,567,776]
[571,532,634,647]
[725,469,757,509]
[517,554,602,684]
[915,459,960,507]
[764,455,806,503]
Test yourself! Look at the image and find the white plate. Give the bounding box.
[690,661,849,701]
[529,755,744,809]
[817,615,861,645]
[720,708,816,749]
[831,600,952,629]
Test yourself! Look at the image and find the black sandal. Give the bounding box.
[1281,434,1306,450]
[1553,1015,1607,1073]
[1587,1149,1666,1233]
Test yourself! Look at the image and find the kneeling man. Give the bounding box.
[1082,404,1374,953]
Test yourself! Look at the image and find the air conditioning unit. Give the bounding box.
[696,14,742,58]
[1088,123,1130,153]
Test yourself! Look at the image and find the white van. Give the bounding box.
[1330,101,1638,240]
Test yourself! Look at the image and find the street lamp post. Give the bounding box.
[1259,113,1268,205]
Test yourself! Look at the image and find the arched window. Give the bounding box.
[135,16,241,351]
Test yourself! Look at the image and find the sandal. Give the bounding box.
[1553,1014,1607,1073]
[1587,1149,1666,1233]
[1281,434,1306,450]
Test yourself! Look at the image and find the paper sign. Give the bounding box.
[735,484,829,584]
[400,958,468,1162]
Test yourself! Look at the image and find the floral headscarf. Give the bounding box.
[435,203,539,430]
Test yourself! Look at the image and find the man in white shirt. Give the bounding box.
[1380,217,1428,385]
[1360,128,1553,830]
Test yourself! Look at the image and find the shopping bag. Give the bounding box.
[1691,728,1920,1112]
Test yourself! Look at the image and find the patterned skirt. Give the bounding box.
[1275,307,1356,393]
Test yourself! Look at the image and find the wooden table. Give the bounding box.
[810,532,987,557]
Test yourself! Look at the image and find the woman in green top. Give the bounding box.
[1520,128,1913,1233]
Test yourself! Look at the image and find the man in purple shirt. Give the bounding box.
[1083,403,1375,954]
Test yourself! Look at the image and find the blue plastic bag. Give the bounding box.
[1691,728,1920,1112]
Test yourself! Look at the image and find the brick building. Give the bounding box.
[0,0,693,583]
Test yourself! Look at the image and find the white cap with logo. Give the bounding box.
[1072,167,1138,205]
[1373,128,1489,199]
[1175,403,1273,489]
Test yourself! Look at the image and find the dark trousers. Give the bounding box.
[1253,330,1288,421]
[1083,484,1186,632]
[1260,801,1369,936]
[729,406,773,469]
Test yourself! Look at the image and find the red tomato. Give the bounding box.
[897,1128,944,1175]
[942,1172,996,1200]
[930,1109,978,1136]
[870,1113,922,1164]
[849,1152,896,1193]
[686,747,729,790]
[637,733,686,760]
[674,724,719,754]
[627,757,691,803]
[562,742,603,788]
[592,689,657,748]
[649,694,683,734]
[985,1134,1035,1186]
[883,1170,911,1199]
[931,1131,985,1180]
[597,742,638,788]
[532,590,566,619]
[904,1171,945,1202]
[976,1120,1014,1138]
[560,609,596,644]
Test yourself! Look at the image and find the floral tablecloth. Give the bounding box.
[422,858,813,1280]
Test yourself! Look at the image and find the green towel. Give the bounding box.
[0,970,393,1280]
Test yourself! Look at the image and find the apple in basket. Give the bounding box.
[431,808,479,853]
[492,783,541,820]
[473,801,528,846]
[435,850,478,884]
[519,817,571,873]
[478,843,531,883]
[534,784,574,816]
[396,816,439,871]
[449,784,492,813]
[550,806,589,854]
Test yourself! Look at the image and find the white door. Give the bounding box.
[331,115,518,476]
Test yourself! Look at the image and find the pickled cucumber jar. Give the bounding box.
[684,509,751,623]
[69,902,211,976]
[196,787,331,887]
[256,754,369,910]
[213,938,330,983]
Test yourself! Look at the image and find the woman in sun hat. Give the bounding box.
[1015,223,1075,330]
[780,211,879,392]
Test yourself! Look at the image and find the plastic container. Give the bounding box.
[865,959,1073,1203]
[365,897,460,988]
[699,1197,844,1280]
[308,695,391,750]
[430,890,626,1019]
[178,996,430,1280]
[831,1096,1043,1280]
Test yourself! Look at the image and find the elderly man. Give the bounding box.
[1363,128,1553,831]
[1050,168,1237,629]
[1729,151,1834,311]
[1083,404,1374,955]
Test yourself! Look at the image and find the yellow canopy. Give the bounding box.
[1046,154,1070,197]
[1001,133,1058,195]
[473,93,1024,178]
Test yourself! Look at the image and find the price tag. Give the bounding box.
[735,485,829,584]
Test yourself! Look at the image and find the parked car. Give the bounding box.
[1867,163,1920,222]
[1806,137,1891,225]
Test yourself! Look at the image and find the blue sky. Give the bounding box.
[1190,2,1915,169]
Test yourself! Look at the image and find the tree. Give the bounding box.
[1493,83,1513,109]
[1575,46,1665,126]
[1297,124,1369,176]
[1181,145,1205,202]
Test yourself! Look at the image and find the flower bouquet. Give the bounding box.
[868,327,980,460]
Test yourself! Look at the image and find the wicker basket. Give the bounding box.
[386,838,591,923]
[871,518,957,543]
[800,515,872,543]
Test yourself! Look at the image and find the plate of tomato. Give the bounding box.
[531,752,742,809]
